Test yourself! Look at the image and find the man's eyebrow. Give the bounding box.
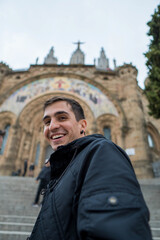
[42,115,50,122]
[42,111,69,121]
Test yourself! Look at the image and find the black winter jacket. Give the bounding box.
[29,134,152,240]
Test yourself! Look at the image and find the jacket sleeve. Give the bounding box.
[76,140,152,240]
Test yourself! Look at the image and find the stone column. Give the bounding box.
[118,65,153,178]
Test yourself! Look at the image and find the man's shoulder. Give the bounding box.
[83,134,114,148]
[80,135,129,162]
[80,134,108,145]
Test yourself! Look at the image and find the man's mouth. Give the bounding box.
[51,134,65,140]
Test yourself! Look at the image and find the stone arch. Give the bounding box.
[0,73,127,135]
[0,74,126,175]
[0,76,119,119]
[0,73,123,118]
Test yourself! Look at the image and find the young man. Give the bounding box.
[0,130,5,151]
[28,96,152,240]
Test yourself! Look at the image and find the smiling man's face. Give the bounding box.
[43,101,87,151]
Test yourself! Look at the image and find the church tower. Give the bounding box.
[70,41,85,64]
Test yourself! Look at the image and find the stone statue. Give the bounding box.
[44,47,58,64]
[97,47,109,70]
[70,41,85,64]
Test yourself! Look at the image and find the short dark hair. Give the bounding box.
[43,96,85,121]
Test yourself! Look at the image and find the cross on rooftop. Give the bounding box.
[73,41,85,49]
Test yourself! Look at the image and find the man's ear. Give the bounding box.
[79,119,87,132]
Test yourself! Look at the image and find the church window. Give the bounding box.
[103,127,111,140]
[148,133,155,148]
[0,124,10,155]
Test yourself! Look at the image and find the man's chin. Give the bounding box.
[51,143,64,151]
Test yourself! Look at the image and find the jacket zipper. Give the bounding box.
[49,148,78,240]
[49,148,77,192]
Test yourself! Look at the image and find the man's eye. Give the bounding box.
[44,120,50,125]
[59,116,67,121]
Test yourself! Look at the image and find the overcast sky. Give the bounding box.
[0,0,159,89]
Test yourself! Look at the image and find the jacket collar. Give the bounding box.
[49,134,105,180]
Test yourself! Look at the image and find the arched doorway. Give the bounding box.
[0,76,120,175]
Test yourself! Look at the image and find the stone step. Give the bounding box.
[0,222,33,232]
[151,215,160,221]
[0,205,40,216]
[149,220,160,239]
[139,178,160,212]
[0,176,41,217]
[0,215,37,223]
[0,230,30,240]
[0,215,36,240]
[148,213,160,222]
[151,227,160,238]
[0,177,40,239]
[151,220,160,228]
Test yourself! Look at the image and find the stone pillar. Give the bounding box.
[118,65,153,178]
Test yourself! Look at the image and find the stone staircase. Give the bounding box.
[0,176,40,240]
[139,178,160,240]
[0,176,160,240]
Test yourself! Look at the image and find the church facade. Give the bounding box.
[0,43,160,178]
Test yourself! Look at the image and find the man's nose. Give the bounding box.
[49,120,60,130]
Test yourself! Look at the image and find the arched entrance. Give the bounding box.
[0,76,120,176]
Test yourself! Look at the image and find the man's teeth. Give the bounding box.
[52,135,64,140]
